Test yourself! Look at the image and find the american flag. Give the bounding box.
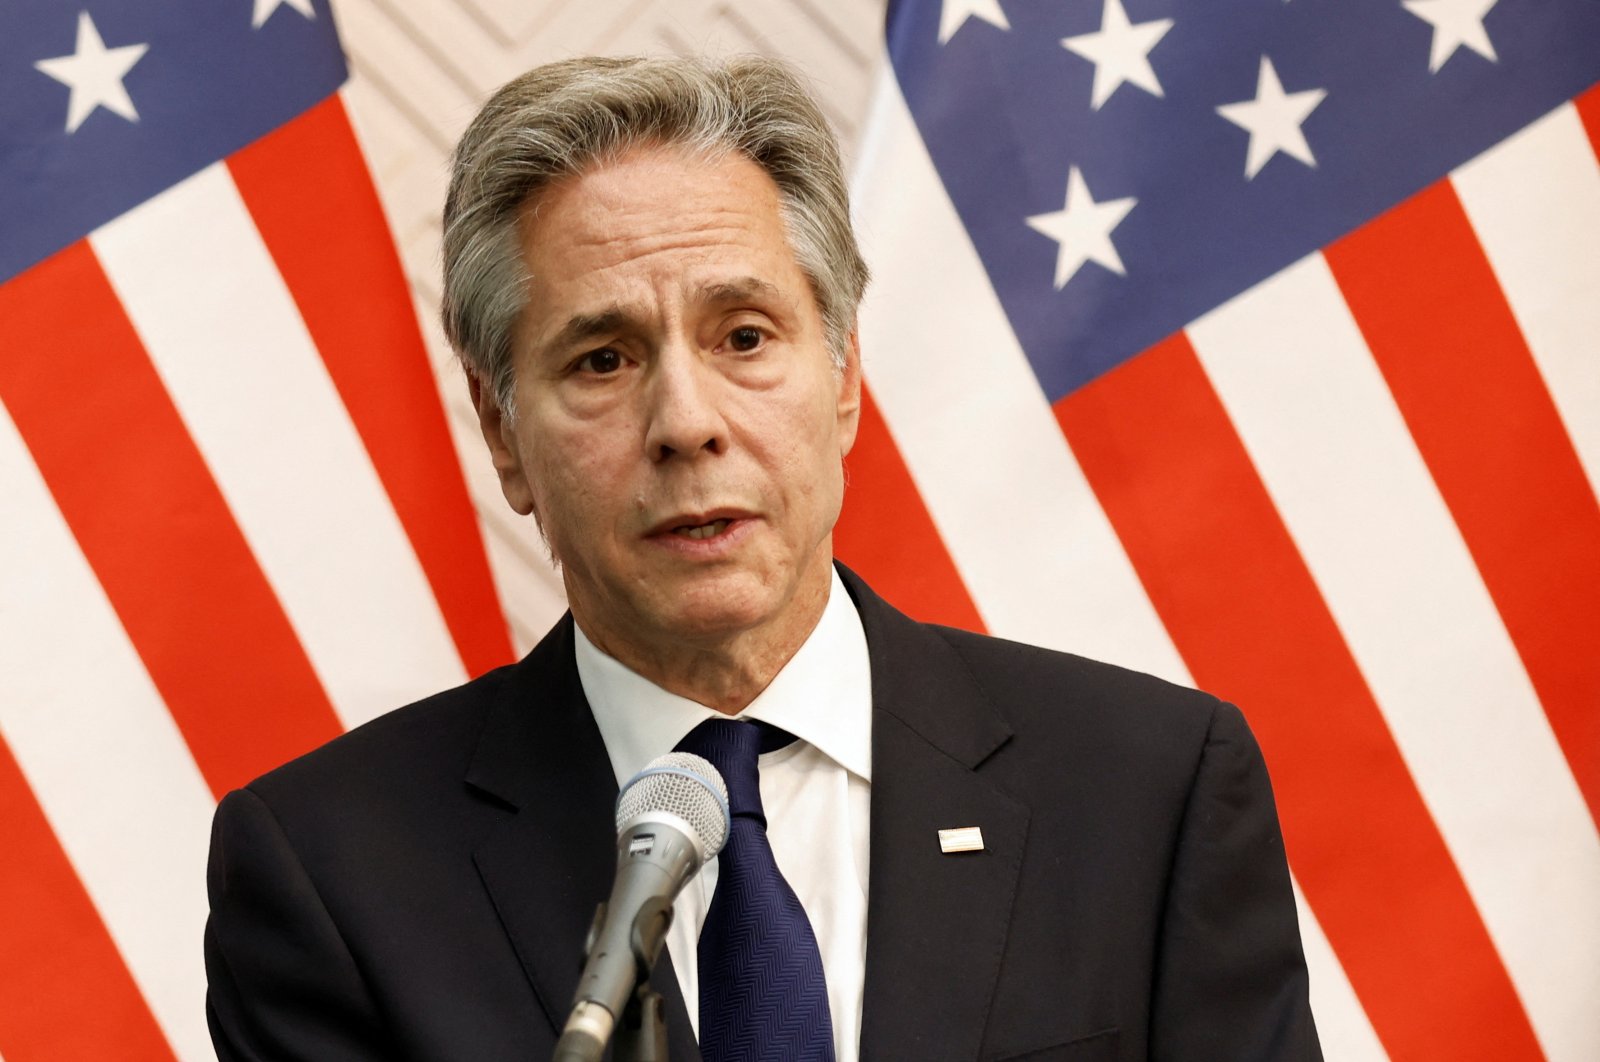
[835,0,1600,1059]
[5,0,1598,1059]
[0,2,512,1058]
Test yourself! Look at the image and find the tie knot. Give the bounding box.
[674,719,794,820]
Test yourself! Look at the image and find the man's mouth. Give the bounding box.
[672,519,732,540]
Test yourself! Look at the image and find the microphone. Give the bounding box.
[554,751,731,1062]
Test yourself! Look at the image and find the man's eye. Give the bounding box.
[727,327,764,352]
[575,349,623,374]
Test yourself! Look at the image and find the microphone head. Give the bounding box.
[615,752,730,863]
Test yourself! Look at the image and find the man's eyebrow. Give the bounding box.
[697,277,784,306]
[543,278,784,352]
[547,308,634,351]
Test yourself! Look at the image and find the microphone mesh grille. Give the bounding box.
[615,752,730,862]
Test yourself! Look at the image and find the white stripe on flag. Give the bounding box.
[90,164,467,729]
[1188,253,1600,1062]
[1452,100,1600,499]
[850,66,1378,1051]
[850,68,1189,685]
[1293,882,1388,1062]
[0,402,215,1062]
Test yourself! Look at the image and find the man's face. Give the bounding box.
[475,145,861,660]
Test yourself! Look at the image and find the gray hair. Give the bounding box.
[441,54,870,416]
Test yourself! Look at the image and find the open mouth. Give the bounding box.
[672,519,731,540]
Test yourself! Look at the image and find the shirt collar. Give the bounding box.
[575,567,873,787]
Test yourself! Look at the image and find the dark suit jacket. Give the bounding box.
[205,568,1320,1061]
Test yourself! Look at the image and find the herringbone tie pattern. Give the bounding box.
[676,719,836,1062]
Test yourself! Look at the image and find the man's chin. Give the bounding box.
[575,554,832,654]
[652,593,774,643]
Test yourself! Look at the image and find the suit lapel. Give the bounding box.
[466,616,702,1061]
[465,572,1024,1061]
[843,570,1030,1062]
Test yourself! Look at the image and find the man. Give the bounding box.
[205,55,1321,1061]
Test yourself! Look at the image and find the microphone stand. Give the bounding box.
[614,894,672,1061]
[613,980,668,1062]
[563,894,669,1062]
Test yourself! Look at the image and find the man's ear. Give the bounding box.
[468,372,536,516]
[836,329,863,458]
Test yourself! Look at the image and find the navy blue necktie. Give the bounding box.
[675,719,836,1062]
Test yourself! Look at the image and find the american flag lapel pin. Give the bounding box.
[938,826,985,854]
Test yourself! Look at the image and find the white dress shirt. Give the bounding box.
[575,569,872,1062]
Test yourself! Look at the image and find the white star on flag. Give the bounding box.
[254,0,317,29]
[1026,166,1138,289]
[1402,0,1499,72]
[33,12,149,134]
[939,0,1010,45]
[1061,0,1175,110]
[1216,56,1327,179]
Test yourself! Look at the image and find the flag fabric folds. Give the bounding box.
[836,1,1600,1059]
[1,2,512,1059]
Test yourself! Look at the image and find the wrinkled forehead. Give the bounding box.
[519,145,788,254]
[511,145,813,332]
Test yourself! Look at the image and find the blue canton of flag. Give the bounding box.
[1,0,346,283]
[888,0,1600,399]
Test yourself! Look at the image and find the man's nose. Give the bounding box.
[643,345,728,463]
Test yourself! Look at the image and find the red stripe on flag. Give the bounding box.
[228,94,515,678]
[0,735,174,1062]
[1056,334,1542,1061]
[0,243,343,798]
[1326,181,1600,826]
[1576,82,1600,157]
[836,383,987,631]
